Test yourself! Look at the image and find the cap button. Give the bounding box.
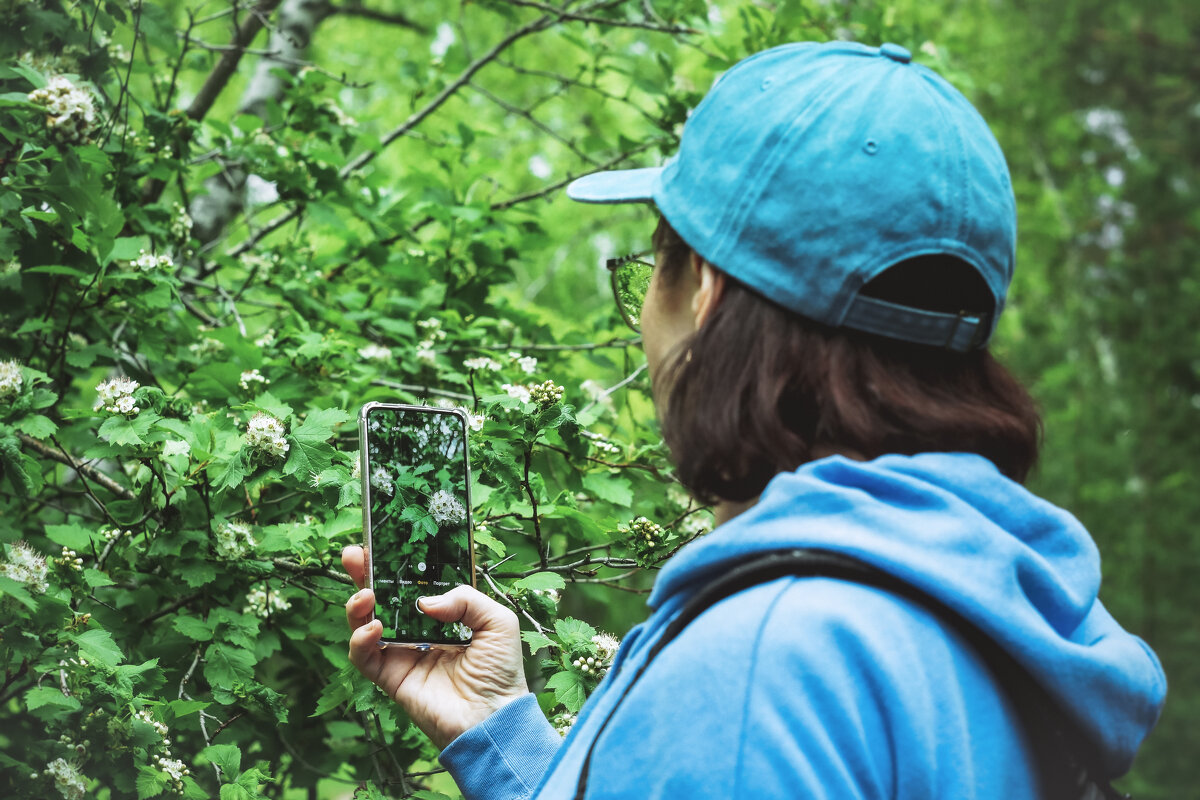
[879,43,913,64]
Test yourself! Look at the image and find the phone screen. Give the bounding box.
[360,404,474,645]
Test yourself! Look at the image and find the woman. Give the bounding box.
[342,41,1165,798]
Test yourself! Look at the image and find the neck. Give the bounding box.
[713,497,758,527]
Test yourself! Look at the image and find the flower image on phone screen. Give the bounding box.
[360,404,474,646]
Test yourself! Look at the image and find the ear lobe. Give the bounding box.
[691,255,726,329]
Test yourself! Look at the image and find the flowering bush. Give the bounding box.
[0,0,751,797]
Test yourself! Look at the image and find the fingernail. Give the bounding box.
[417,595,439,609]
[353,588,370,601]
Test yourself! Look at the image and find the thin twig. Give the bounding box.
[19,433,134,500]
[370,380,472,403]
[580,362,647,415]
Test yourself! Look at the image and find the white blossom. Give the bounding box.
[450,621,472,641]
[428,489,466,526]
[417,318,446,341]
[516,355,538,375]
[44,758,86,800]
[595,633,624,662]
[28,76,98,145]
[464,410,485,432]
[152,754,190,789]
[243,585,291,617]
[463,356,502,372]
[351,451,361,481]
[1,541,49,594]
[129,250,174,271]
[370,464,393,495]
[502,383,531,403]
[135,708,169,738]
[553,710,576,736]
[214,520,256,559]
[94,376,140,415]
[245,412,289,459]
[170,203,193,241]
[416,345,438,365]
[239,369,269,392]
[358,343,392,362]
[188,337,224,357]
[254,328,277,348]
[0,360,23,401]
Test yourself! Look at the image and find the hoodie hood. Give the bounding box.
[649,452,1165,775]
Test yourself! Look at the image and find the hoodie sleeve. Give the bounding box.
[438,694,562,800]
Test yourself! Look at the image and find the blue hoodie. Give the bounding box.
[440,453,1166,799]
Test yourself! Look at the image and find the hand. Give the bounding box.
[342,545,529,749]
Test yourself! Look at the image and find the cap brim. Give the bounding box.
[566,167,662,204]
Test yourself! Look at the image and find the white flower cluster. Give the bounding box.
[153,754,190,791]
[358,343,392,362]
[463,356,501,372]
[589,436,620,456]
[579,379,612,410]
[94,376,140,416]
[254,328,277,348]
[552,710,576,736]
[28,76,98,145]
[0,360,23,401]
[415,318,446,366]
[450,621,472,641]
[135,707,169,738]
[501,383,531,403]
[532,587,560,605]
[188,336,224,357]
[243,586,291,618]
[169,203,193,242]
[528,380,565,409]
[679,512,712,538]
[428,489,466,526]
[128,250,174,271]
[239,369,269,392]
[44,757,86,800]
[350,451,361,481]
[214,520,257,559]
[627,516,664,547]
[245,412,289,459]
[102,527,134,543]
[54,546,84,572]
[591,632,620,662]
[370,464,393,494]
[1,541,49,594]
[509,352,538,375]
[321,98,356,127]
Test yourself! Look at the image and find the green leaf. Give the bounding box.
[311,669,354,717]
[203,644,255,687]
[201,743,242,779]
[74,628,124,667]
[168,699,211,718]
[98,412,157,447]
[172,615,214,641]
[282,436,335,477]
[137,765,168,799]
[25,686,82,713]
[582,472,633,506]
[291,407,351,442]
[545,669,587,713]
[513,572,566,592]
[14,414,56,438]
[0,575,37,611]
[44,522,93,550]
[521,630,555,655]
[472,525,505,558]
[82,568,115,588]
[554,617,597,650]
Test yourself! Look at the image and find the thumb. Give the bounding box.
[419,584,519,635]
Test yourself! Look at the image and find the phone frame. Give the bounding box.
[359,401,476,650]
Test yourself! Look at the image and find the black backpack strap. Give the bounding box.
[572,548,1127,800]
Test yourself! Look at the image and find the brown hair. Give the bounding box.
[651,218,1042,504]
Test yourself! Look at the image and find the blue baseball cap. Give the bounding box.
[567,41,1016,351]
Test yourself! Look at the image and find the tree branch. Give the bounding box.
[18,433,135,501]
[141,0,284,205]
[499,0,701,34]
[333,1,426,32]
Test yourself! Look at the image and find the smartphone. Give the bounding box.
[359,402,476,648]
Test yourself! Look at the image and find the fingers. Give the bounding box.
[347,618,384,674]
[418,584,520,636]
[341,545,367,590]
[345,586,376,632]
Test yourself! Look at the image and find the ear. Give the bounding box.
[690,251,726,329]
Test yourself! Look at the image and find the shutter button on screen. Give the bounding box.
[879,43,913,63]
